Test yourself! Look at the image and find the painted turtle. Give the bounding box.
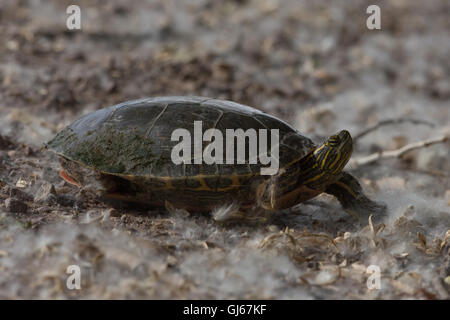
[46,97,386,219]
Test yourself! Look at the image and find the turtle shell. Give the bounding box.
[46,97,317,209]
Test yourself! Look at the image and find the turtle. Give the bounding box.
[46,96,386,221]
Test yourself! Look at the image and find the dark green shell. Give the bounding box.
[47,97,319,210]
[47,97,316,178]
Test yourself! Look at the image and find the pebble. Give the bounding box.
[34,181,57,204]
[4,197,28,213]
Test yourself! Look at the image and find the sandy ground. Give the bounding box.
[0,0,449,299]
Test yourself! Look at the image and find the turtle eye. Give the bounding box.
[328,135,341,146]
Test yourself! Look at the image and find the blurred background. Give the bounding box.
[0,0,449,299]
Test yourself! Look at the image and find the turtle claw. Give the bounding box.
[344,197,387,224]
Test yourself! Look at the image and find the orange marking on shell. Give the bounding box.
[60,170,81,187]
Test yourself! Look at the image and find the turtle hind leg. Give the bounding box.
[325,171,387,222]
[96,174,156,210]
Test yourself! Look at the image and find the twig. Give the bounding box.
[354,118,435,141]
[413,168,449,178]
[349,135,448,167]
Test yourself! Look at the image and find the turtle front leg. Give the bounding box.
[325,171,387,221]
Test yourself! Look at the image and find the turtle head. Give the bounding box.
[313,130,353,175]
[299,130,353,190]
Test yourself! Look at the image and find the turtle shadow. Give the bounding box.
[94,195,372,235]
[268,200,369,234]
